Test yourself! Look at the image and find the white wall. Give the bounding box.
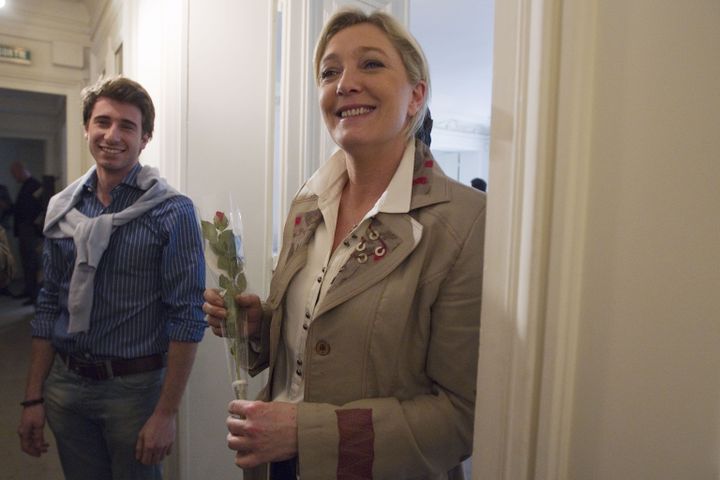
[568,1,720,477]
[180,1,275,478]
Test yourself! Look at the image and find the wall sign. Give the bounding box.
[0,45,31,65]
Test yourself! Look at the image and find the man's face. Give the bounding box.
[10,163,24,183]
[84,97,149,177]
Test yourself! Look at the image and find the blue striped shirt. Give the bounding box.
[33,163,206,359]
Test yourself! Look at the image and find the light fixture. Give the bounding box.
[0,0,6,9]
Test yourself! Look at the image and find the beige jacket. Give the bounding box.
[248,141,486,480]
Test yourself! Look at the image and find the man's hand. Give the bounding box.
[135,411,176,465]
[18,404,49,457]
[226,400,298,469]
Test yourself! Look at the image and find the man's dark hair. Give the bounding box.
[81,76,155,139]
[415,109,433,147]
[471,177,487,192]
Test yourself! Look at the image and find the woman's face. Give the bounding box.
[318,23,425,153]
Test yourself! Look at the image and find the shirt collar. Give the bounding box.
[306,139,416,215]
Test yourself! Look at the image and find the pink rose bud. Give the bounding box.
[214,211,229,229]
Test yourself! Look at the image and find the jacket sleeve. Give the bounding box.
[296,203,485,480]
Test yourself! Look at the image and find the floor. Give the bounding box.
[0,292,65,479]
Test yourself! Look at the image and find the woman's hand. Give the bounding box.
[202,288,227,337]
[226,400,298,469]
[203,290,263,338]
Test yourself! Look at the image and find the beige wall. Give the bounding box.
[569,0,720,477]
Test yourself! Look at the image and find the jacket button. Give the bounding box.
[315,340,330,356]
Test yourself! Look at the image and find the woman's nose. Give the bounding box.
[336,68,360,95]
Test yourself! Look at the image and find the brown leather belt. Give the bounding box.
[58,352,166,380]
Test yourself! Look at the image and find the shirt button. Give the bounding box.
[302,323,309,330]
[343,240,350,247]
[296,358,303,366]
[305,311,311,319]
[315,340,331,356]
[316,276,322,283]
[296,368,302,376]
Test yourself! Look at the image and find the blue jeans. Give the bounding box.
[44,357,165,480]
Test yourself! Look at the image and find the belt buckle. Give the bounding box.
[70,357,114,380]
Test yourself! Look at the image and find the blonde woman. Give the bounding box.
[204,9,485,479]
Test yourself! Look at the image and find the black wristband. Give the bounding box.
[20,397,44,408]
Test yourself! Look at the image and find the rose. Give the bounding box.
[201,210,248,397]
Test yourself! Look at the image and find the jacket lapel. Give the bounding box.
[267,198,322,310]
[314,212,421,318]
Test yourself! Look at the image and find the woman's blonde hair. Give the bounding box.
[313,8,431,139]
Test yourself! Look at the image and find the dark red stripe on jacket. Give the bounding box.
[336,408,374,479]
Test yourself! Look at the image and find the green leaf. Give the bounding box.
[201,220,218,243]
[219,230,236,256]
[217,255,234,272]
[235,273,247,293]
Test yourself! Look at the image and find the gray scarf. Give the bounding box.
[44,165,179,333]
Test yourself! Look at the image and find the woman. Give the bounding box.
[204,8,486,480]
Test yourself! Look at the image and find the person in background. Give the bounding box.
[10,161,44,305]
[416,107,433,147]
[0,183,14,295]
[204,8,485,479]
[0,224,16,290]
[471,177,487,192]
[0,182,12,230]
[17,76,206,480]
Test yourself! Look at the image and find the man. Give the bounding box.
[17,76,206,480]
[9,162,44,304]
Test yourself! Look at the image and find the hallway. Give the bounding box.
[0,295,63,479]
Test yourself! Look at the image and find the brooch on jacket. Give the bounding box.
[330,218,401,289]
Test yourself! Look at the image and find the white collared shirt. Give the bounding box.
[272,140,416,402]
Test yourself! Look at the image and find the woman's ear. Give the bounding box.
[407,80,428,117]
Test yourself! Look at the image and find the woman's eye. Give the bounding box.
[320,69,339,80]
[363,60,384,69]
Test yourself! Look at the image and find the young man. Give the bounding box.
[17,76,206,480]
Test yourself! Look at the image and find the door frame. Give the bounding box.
[473,0,597,478]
